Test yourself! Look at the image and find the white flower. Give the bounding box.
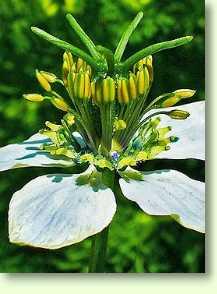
[0,101,205,249]
[0,12,205,252]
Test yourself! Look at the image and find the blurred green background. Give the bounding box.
[0,0,205,273]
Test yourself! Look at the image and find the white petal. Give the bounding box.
[144,101,205,160]
[9,169,116,249]
[120,169,205,233]
[73,131,86,149]
[0,133,74,171]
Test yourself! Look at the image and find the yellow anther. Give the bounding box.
[161,96,180,108]
[129,73,137,100]
[108,78,115,102]
[174,89,196,99]
[77,58,86,72]
[137,67,149,95]
[36,69,51,92]
[102,77,115,103]
[144,55,153,82]
[121,79,130,103]
[102,78,110,103]
[133,58,146,72]
[138,58,146,70]
[23,93,44,102]
[63,51,73,71]
[40,71,57,83]
[168,109,190,120]
[86,65,92,76]
[145,55,153,68]
[78,73,85,98]
[161,89,196,108]
[51,97,69,112]
[62,61,69,86]
[84,72,91,99]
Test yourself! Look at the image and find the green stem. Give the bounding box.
[88,226,110,273]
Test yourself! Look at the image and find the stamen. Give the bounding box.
[23,93,44,102]
[51,97,70,112]
[36,69,51,92]
[40,71,57,83]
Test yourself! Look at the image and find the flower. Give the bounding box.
[0,12,205,250]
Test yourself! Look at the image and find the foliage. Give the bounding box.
[0,0,204,272]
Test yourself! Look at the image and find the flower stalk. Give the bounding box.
[89,226,110,273]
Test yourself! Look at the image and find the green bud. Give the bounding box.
[168,109,190,120]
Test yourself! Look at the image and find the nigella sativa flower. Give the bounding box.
[0,12,205,251]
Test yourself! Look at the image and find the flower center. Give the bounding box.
[25,52,192,171]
